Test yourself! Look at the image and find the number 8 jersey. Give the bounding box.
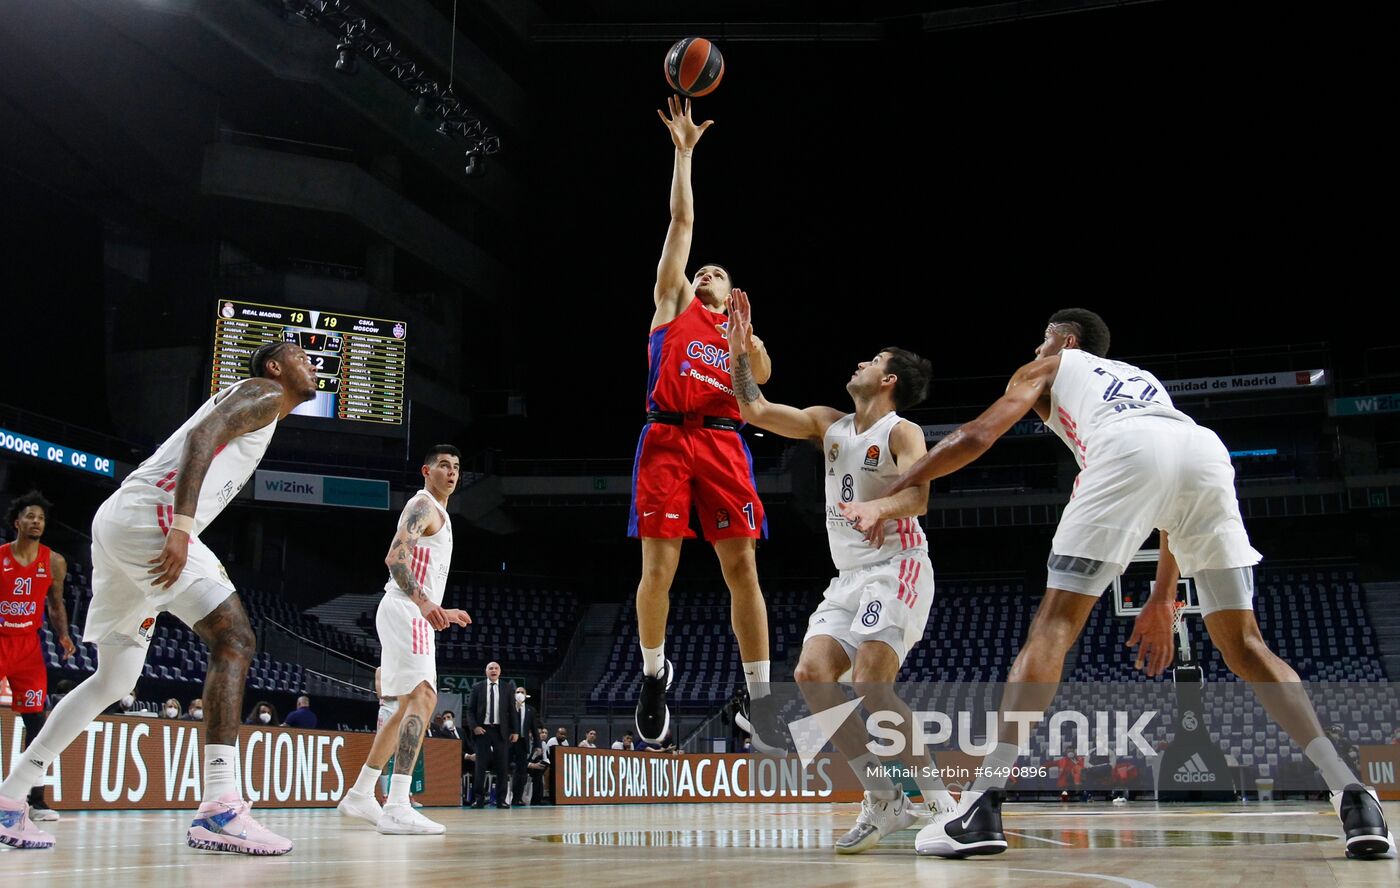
[823,411,928,571]
[1045,349,1192,469]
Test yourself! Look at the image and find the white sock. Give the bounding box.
[1305,736,1359,792]
[388,773,412,806]
[742,661,770,698]
[971,741,1022,793]
[641,643,665,677]
[203,744,239,802]
[352,764,382,796]
[849,752,898,796]
[1,741,57,801]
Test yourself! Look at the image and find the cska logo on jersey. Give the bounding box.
[715,509,731,530]
[864,445,880,468]
[138,617,155,641]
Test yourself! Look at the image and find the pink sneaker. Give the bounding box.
[186,793,292,855]
[0,793,54,850]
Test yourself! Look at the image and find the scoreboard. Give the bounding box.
[211,300,407,427]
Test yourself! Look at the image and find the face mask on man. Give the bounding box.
[121,695,135,709]
[259,712,272,724]
[192,708,203,720]
[443,718,455,730]
[165,706,180,719]
[515,692,526,703]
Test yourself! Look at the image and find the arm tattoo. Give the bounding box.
[394,714,425,774]
[175,383,282,522]
[387,498,435,603]
[733,353,762,404]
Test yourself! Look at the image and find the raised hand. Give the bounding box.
[724,288,754,356]
[657,95,713,152]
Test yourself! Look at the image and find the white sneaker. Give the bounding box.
[337,789,382,825]
[28,806,60,823]
[376,802,446,835]
[835,791,919,854]
[923,790,958,816]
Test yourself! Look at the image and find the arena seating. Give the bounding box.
[306,578,579,671]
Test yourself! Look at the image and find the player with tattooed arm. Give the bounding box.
[338,445,471,835]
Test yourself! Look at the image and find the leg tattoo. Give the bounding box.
[394,715,424,775]
[193,594,256,747]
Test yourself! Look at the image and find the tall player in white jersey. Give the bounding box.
[726,290,953,854]
[843,308,1393,861]
[0,341,317,854]
[338,445,470,835]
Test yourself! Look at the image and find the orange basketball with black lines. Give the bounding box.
[664,37,724,97]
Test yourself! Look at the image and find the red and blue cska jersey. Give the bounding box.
[644,297,741,419]
[0,543,51,635]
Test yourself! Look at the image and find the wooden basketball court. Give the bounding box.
[6,799,1396,887]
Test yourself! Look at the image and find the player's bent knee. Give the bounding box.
[794,660,836,685]
[212,624,256,662]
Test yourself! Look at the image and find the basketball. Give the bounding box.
[664,37,724,97]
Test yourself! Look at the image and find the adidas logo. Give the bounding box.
[1171,753,1216,784]
[29,759,44,768]
[210,758,227,766]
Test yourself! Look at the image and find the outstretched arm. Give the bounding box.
[654,96,714,322]
[883,355,1060,496]
[727,289,841,440]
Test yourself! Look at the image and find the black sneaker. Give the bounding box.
[635,659,674,743]
[914,789,1008,858]
[1332,785,1396,859]
[733,689,788,755]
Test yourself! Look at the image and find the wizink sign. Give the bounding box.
[253,469,389,510]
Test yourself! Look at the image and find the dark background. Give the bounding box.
[1,0,1395,604]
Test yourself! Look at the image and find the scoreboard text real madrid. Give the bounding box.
[210,300,408,426]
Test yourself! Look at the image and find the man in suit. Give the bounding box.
[510,688,542,805]
[466,662,518,808]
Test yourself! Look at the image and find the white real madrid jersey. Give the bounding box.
[119,378,278,535]
[823,411,928,571]
[1044,348,1193,469]
[383,490,453,605]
